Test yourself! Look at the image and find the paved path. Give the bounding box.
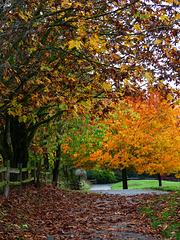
[89,184,169,195]
[46,184,169,240]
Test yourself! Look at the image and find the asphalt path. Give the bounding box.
[89,184,169,196]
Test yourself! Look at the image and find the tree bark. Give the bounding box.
[157,173,162,187]
[122,168,128,189]
[52,144,61,186]
[10,116,29,167]
[0,115,13,164]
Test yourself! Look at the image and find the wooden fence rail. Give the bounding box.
[0,162,86,197]
[0,160,37,197]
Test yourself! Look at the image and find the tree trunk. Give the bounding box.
[10,116,29,167]
[157,173,162,187]
[0,115,13,164]
[44,153,49,170]
[122,168,128,189]
[52,144,61,186]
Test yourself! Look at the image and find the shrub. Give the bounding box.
[88,166,116,184]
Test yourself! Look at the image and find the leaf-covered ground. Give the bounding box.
[0,184,179,239]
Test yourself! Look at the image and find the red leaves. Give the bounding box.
[0,184,164,239]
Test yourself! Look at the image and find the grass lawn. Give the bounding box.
[111,179,180,191]
[139,191,180,239]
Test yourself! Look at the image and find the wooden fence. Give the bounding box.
[0,160,38,197]
[0,161,56,197]
[0,161,84,197]
[0,161,87,197]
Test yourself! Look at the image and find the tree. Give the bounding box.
[89,94,180,188]
[61,106,106,167]
[131,95,180,181]
[0,0,180,168]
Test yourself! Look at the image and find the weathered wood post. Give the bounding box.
[28,169,31,182]
[18,163,22,194]
[4,160,10,198]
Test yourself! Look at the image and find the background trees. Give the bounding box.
[0,0,180,172]
[88,94,180,188]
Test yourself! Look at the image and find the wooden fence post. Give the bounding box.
[18,163,22,194]
[4,160,10,198]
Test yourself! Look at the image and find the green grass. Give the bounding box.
[139,191,180,239]
[111,179,180,191]
[82,182,92,191]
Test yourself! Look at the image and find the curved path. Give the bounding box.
[89,184,169,196]
[46,185,169,240]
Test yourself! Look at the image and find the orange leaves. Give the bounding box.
[90,93,180,176]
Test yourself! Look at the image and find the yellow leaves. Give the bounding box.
[154,39,162,45]
[15,76,21,84]
[173,97,180,106]
[102,82,112,91]
[19,11,28,21]
[77,27,87,37]
[73,2,83,8]
[68,39,83,50]
[40,65,53,71]
[89,34,100,49]
[164,0,176,3]
[175,12,180,21]
[19,115,27,123]
[134,70,139,77]
[133,24,142,32]
[88,34,106,52]
[165,50,172,58]
[29,47,37,53]
[166,93,173,102]
[120,65,128,73]
[36,78,44,85]
[61,0,72,8]
[7,108,16,117]
[8,99,23,118]
[161,15,170,23]
[73,153,78,158]
[19,11,32,21]
[124,78,130,86]
[144,72,153,84]
[44,77,52,84]
[51,7,62,12]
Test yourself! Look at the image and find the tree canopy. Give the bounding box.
[88,94,180,178]
[0,0,180,167]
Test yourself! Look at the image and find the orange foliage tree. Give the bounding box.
[89,94,180,188]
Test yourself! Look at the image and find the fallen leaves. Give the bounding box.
[0,184,176,239]
[140,191,180,239]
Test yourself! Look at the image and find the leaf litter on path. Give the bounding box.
[0,184,173,239]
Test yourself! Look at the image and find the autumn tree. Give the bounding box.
[89,94,180,188]
[0,0,180,168]
[61,109,107,169]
